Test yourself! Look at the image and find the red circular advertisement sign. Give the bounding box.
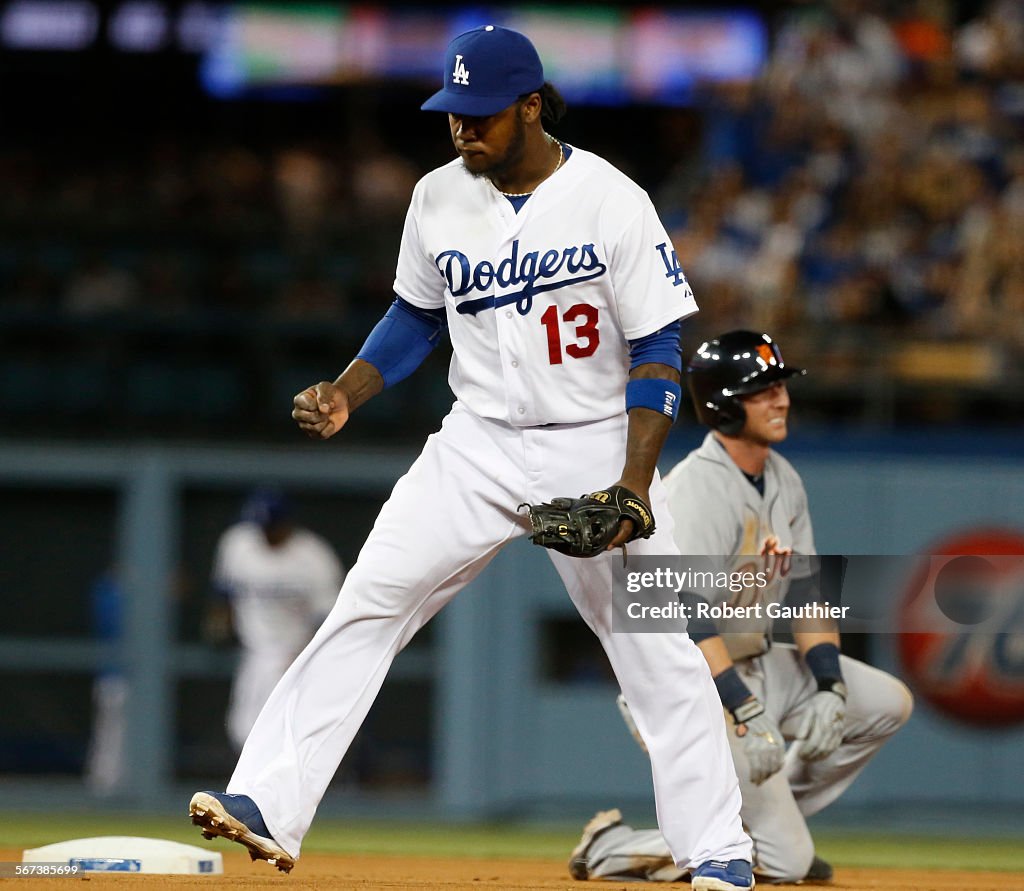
[897,528,1024,728]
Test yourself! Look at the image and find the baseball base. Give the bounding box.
[22,837,223,874]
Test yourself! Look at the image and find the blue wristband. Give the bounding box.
[625,378,682,420]
[713,665,755,715]
[804,642,843,689]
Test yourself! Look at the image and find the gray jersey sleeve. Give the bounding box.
[662,452,739,556]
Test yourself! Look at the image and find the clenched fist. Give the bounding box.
[292,382,350,440]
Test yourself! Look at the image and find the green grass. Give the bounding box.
[3,813,1023,873]
[813,833,1024,873]
[1,814,213,852]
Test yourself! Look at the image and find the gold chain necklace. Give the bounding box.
[497,136,563,198]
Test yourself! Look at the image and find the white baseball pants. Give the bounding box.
[227,402,750,867]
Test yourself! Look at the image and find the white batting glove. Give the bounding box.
[796,689,846,761]
[734,700,786,785]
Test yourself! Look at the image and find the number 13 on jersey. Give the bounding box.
[541,303,600,365]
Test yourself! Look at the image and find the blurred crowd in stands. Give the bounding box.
[1,139,419,326]
[658,0,1024,397]
[2,0,1022,435]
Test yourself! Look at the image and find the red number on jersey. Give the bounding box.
[564,304,600,359]
[540,303,600,365]
[540,304,563,365]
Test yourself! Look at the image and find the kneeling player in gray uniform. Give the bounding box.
[569,330,913,885]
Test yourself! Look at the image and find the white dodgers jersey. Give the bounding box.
[392,146,698,426]
[663,433,816,660]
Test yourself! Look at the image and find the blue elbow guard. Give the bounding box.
[626,378,682,421]
[357,298,446,388]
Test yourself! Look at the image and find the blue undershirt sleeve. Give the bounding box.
[627,320,682,371]
[356,295,448,388]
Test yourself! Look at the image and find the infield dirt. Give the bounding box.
[4,849,1024,890]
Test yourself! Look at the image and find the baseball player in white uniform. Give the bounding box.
[568,331,914,885]
[210,488,345,751]
[189,26,754,889]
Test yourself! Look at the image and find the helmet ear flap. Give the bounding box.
[694,392,746,435]
[713,396,746,436]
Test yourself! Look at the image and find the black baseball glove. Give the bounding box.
[519,484,655,559]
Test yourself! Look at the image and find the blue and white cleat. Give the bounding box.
[189,791,294,873]
[692,858,755,891]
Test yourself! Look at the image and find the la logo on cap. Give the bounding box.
[421,24,544,118]
[451,24,497,86]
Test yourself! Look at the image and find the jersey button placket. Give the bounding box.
[493,229,534,425]
[493,298,519,421]
[502,313,533,424]
[502,313,531,423]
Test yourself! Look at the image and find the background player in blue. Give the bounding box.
[568,331,913,884]
[188,26,753,889]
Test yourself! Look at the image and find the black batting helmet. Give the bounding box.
[686,330,805,435]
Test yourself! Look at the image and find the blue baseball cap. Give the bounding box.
[421,25,545,117]
[241,487,291,528]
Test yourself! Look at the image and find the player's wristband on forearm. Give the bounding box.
[625,378,682,420]
[804,642,846,695]
[713,665,758,719]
